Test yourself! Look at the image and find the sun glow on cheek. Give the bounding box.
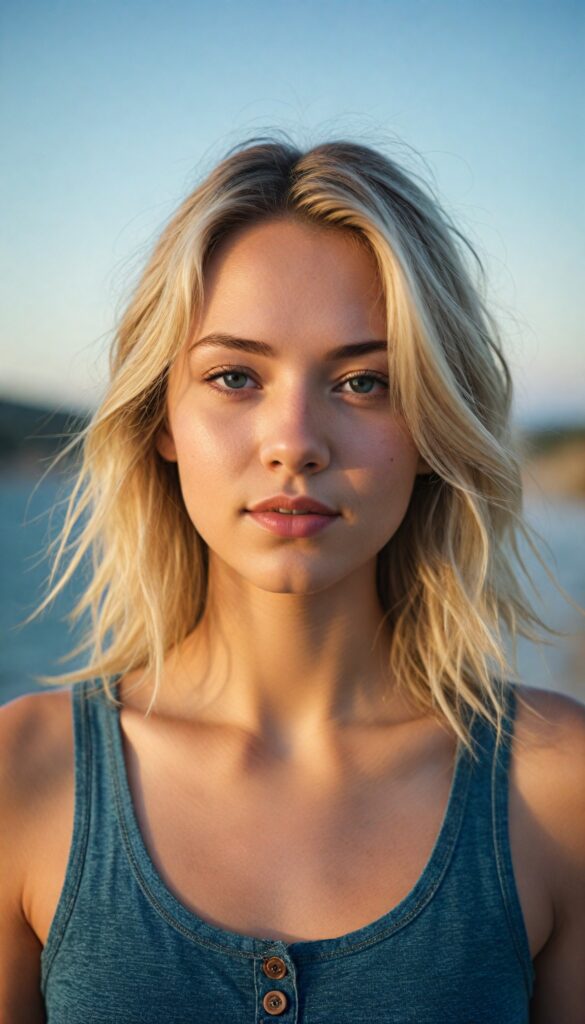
[171,404,250,483]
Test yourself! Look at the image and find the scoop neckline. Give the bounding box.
[102,681,475,962]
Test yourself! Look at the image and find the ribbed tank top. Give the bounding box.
[40,679,535,1023]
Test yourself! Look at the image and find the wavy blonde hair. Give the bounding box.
[29,133,577,756]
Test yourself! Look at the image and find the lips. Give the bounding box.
[246,508,339,538]
[247,494,338,516]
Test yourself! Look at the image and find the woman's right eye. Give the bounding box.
[202,367,255,393]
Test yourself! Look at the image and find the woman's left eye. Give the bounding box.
[202,368,388,398]
[338,373,388,396]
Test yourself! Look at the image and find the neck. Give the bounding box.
[158,553,414,750]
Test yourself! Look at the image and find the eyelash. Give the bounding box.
[201,365,389,401]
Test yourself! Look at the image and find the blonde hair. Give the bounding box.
[29,133,578,757]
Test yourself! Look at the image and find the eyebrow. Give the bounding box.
[188,332,388,361]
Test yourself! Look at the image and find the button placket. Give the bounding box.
[256,949,297,1023]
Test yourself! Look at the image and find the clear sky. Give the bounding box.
[1,0,583,425]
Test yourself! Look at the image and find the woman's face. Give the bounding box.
[157,216,429,595]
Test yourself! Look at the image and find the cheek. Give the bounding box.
[174,397,244,465]
[352,427,420,527]
[354,421,419,485]
[170,405,246,520]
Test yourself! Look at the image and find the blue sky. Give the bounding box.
[1,0,583,425]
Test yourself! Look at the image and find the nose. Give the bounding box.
[258,388,331,475]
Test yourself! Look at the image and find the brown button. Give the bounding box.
[262,955,288,979]
[262,990,288,1015]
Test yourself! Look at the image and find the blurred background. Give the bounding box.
[1,0,584,705]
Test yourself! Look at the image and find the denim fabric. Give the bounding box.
[41,679,534,1023]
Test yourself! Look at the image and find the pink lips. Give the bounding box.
[245,492,340,536]
[247,493,337,516]
[245,510,340,538]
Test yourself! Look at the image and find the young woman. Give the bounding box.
[1,137,584,1023]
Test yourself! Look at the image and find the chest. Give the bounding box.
[129,743,454,943]
[29,711,553,961]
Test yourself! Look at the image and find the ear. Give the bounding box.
[155,421,178,462]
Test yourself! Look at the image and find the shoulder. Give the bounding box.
[512,682,585,789]
[0,687,74,802]
[511,683,585,917]
[0,688,74,1018]
[513,680,585,730]
[510,685,585,1017]
[0,688,74,881]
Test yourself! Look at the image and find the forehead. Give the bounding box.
[198,217,385,337]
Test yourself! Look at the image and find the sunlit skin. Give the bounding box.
[154,216,433,766]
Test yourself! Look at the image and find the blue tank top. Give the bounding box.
[40,679,535,1022]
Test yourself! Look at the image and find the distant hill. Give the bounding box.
[521,427,585,501]
[0,396,91,470]
[520,423,585,456]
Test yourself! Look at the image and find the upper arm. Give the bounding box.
[516,686,585,1024]
[0,693,50,1023]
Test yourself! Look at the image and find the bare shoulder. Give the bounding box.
[0,686,75,909]
[0,687,74,806]
[0,687,74,883]
[511,684,585,1020]
[514,681,585,738]
[0,688,75,888]
[513,682,585,786]
[0,688,73,1021]
[512,683,585,867]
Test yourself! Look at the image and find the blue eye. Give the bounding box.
[211,370,249,390]
[344,375,380,395]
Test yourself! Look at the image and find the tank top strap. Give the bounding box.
[490,682,534,985]
[456,680,534,995]
[40,678,121,988]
